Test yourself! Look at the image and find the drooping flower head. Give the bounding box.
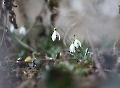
[19,26,26,35]
[74,39,81,48]
[74,35,81,48]
[51,28,60,41]
[69,42,75,53]
[10,24,15,33]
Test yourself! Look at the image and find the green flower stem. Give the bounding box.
[58,28,71,43]
[54,27,72,42]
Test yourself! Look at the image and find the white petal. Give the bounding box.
[19,26,26,35]
[85,48,89,56]
[52,31,57,41]
[10,25,15,33]
[74,39,81,48]
[69,43,75,52]
[51,30,60,41]
[56,32,60,40]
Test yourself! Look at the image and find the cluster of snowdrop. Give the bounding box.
[10,24,26,35]
[51,28,81,53]
[69,38,81,53]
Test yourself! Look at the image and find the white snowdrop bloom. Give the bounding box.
[51,30,60,41]
[19,26,26,35]
[69,43,75,53]
[74,39,81,48]
[10,25,15,33]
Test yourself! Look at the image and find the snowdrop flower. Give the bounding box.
[69,43,75,53]
[19,26,26,35]
[51,29,60,41]
[10,25,15,33]
[74,39,81,48]
[84,48,89,56]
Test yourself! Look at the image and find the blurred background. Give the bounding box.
[0,0,120,88]
[15,0,120,47]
